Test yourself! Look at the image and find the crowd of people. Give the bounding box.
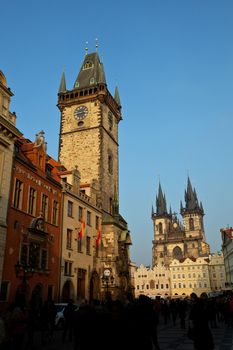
[0,291,232,350]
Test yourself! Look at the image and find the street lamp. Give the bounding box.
[102,268,114,300]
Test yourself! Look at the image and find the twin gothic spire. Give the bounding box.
[154,177,204,217]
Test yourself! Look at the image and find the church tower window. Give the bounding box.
[158,222,163,234]
[189,218,194,230]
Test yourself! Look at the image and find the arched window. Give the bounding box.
[189,218,194,231]
[150,280,155,289]
[173,246,183,260]
[158,222,163,234]
[108,150,113,174]
[83,61,93,70]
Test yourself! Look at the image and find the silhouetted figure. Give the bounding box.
[62,299,75,343]
[189,293,214,350]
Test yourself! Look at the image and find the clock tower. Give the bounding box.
[57,50,132,299]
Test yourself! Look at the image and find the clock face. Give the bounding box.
[104,269,111,277]
[74,106,88,120]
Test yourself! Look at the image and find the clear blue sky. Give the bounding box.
[2,0,233,266]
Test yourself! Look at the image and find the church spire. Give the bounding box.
[156,183,167,216]
[114,85,121,107]
[59,71,66,93]
[184,177,203,213]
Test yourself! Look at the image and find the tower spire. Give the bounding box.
[156,183,167,216]
[114,85,121,107]
[58,71,66,93]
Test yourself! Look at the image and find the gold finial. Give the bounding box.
[85,41,88,55]
[95,38,99,51]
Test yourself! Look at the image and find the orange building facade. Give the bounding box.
[1,131,63,308]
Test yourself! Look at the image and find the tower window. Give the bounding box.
[83,61,93,70]
[108,153,113,174]
[189,218,194,231]
[158,223,163,234]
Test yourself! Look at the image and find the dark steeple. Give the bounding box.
[59,72,66,93]
[156,183,168,216]
[73,52,106,89]
[114,85,121,107]
[184,177,203,213]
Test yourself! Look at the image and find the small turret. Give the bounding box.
[156,183,167,216]
[59,72,66,93]
[114,85,121,107]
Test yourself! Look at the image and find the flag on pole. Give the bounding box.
[78,211,85,240]
[96,225,101,246]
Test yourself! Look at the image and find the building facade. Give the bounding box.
[1,132,62,306]
[134,264,171,299]
[208,252,227,292]
[0,71,22,287]
[152,178,210,267]
[220,227,233,290]
[59,168,103,303]
[170,257,211,297]
[57,51,133,299]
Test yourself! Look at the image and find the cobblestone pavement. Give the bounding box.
[32,319,233,350]
[157,319,233,350]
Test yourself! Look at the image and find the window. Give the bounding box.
[64,261,72,276]
[158,223,163,234]
[178,283,181,288]
[95,216,99,230]
[189,218,194,230]
[156,284,159,289]
[67,201,73,217]
[182,274,185,278]
[29,242,40,269]
[86,236,91,255]
[193,273,196,278]
[41,250,48,270]
[109,198,113,214]
[137,285,139,290]
[0,282,9,301]
[66,229,72,250]
[173,274,176,279]
[174,284,176,288]
[87,211,91,226]
[52,201,58,225]
[150,280,155,289]
[41,194,48,221]
[77,238,82,253]
[83,61,93,69]
[178,274,180,279]
[161,284,164,289]
[108,152,113,174]
[189,283,192,288]
[166,284,169,289]
[79,206,83,221]
[28,187,36,215]
[199,282,202,288]
[13,179,23,209]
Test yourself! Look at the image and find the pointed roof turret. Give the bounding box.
[59,71,66,93]
[183,177,203,213]
[156,183,168,216]
[73,52,106,89]
[114,85,121,107]
[151,205,154,218]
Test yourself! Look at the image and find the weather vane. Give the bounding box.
[95,38,99,51]
[85,41,88,55]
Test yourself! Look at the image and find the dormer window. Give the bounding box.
[83,61,93,70]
